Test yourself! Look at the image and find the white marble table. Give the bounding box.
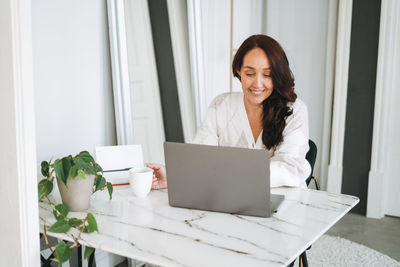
[39,186,359,267]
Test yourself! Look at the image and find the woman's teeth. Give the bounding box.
[250,89,265,95]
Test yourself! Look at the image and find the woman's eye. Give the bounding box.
[264,74,271,78]
[245,73,255,77]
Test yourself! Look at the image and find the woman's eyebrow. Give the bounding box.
[243,66,271,70]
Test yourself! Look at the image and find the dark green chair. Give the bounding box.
[305,139,320,190]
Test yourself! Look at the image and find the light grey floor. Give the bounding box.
[327,212,400,261]
[115,213,400,267]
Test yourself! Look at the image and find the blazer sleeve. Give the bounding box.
[270,100,311,188]
[191,97,219,146]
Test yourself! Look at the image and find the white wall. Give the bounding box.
[262,0,332,187]
[379,0,400,218]
[124,0,165,164]
[32,0,116,164]
[366,0,400,218]
[199,0,231,121]
[385,64,400,216]
[383,24,400,217]
[167,0,196,142]
[0,0,40,265]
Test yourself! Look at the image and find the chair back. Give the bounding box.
[305,139,317,186]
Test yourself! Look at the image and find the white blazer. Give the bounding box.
[192,92,311,188]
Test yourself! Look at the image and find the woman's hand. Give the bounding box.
[146,163,167,190]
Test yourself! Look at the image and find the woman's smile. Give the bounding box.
[249,88,266,95]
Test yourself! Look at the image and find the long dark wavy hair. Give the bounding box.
[232,35,297,150]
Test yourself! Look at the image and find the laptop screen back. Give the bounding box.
[164,142,272,217]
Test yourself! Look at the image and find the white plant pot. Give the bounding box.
[57,174,95,211]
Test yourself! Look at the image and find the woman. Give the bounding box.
[149,34,311,189]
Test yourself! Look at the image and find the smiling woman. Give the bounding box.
[149,34,311,189]
[232,35,297,150]
[192,34,310,187]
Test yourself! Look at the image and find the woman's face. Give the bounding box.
[237,48,274,107]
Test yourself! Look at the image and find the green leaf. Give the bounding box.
[53,204,69,221]
[84,246,95,259]
[48,219,71,233]
[77,169,86,179]
[69,166,79,178]
[56,241,72,265]
[94,175,106,192]
[94,163,103,173]
[82,224,95,233]
[107,182,113,200]
[38,179,53,200]
[86,213,98,232]
[74,159,96,175]
[68,218,83,227]
[62,156,73,179]
[41,161,50,177]
[53,159,64,182]
[53,156,73,186]
[76,151,95,161]
[74,151,97,175]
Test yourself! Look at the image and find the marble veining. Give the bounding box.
[39,187,359,267]
[183,217,287,260]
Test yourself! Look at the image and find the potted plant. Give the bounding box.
[39,151,113,211]
[38,151,113,265]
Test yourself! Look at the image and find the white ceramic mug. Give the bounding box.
[129,167,153,197]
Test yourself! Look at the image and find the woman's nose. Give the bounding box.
[253,74,263,88]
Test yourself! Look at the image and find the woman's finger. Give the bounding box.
[151,181,159,189]
[146,163,161,169]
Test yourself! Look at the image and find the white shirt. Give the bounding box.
[192,92,311,188]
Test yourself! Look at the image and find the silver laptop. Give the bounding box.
[164,142,284,217]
